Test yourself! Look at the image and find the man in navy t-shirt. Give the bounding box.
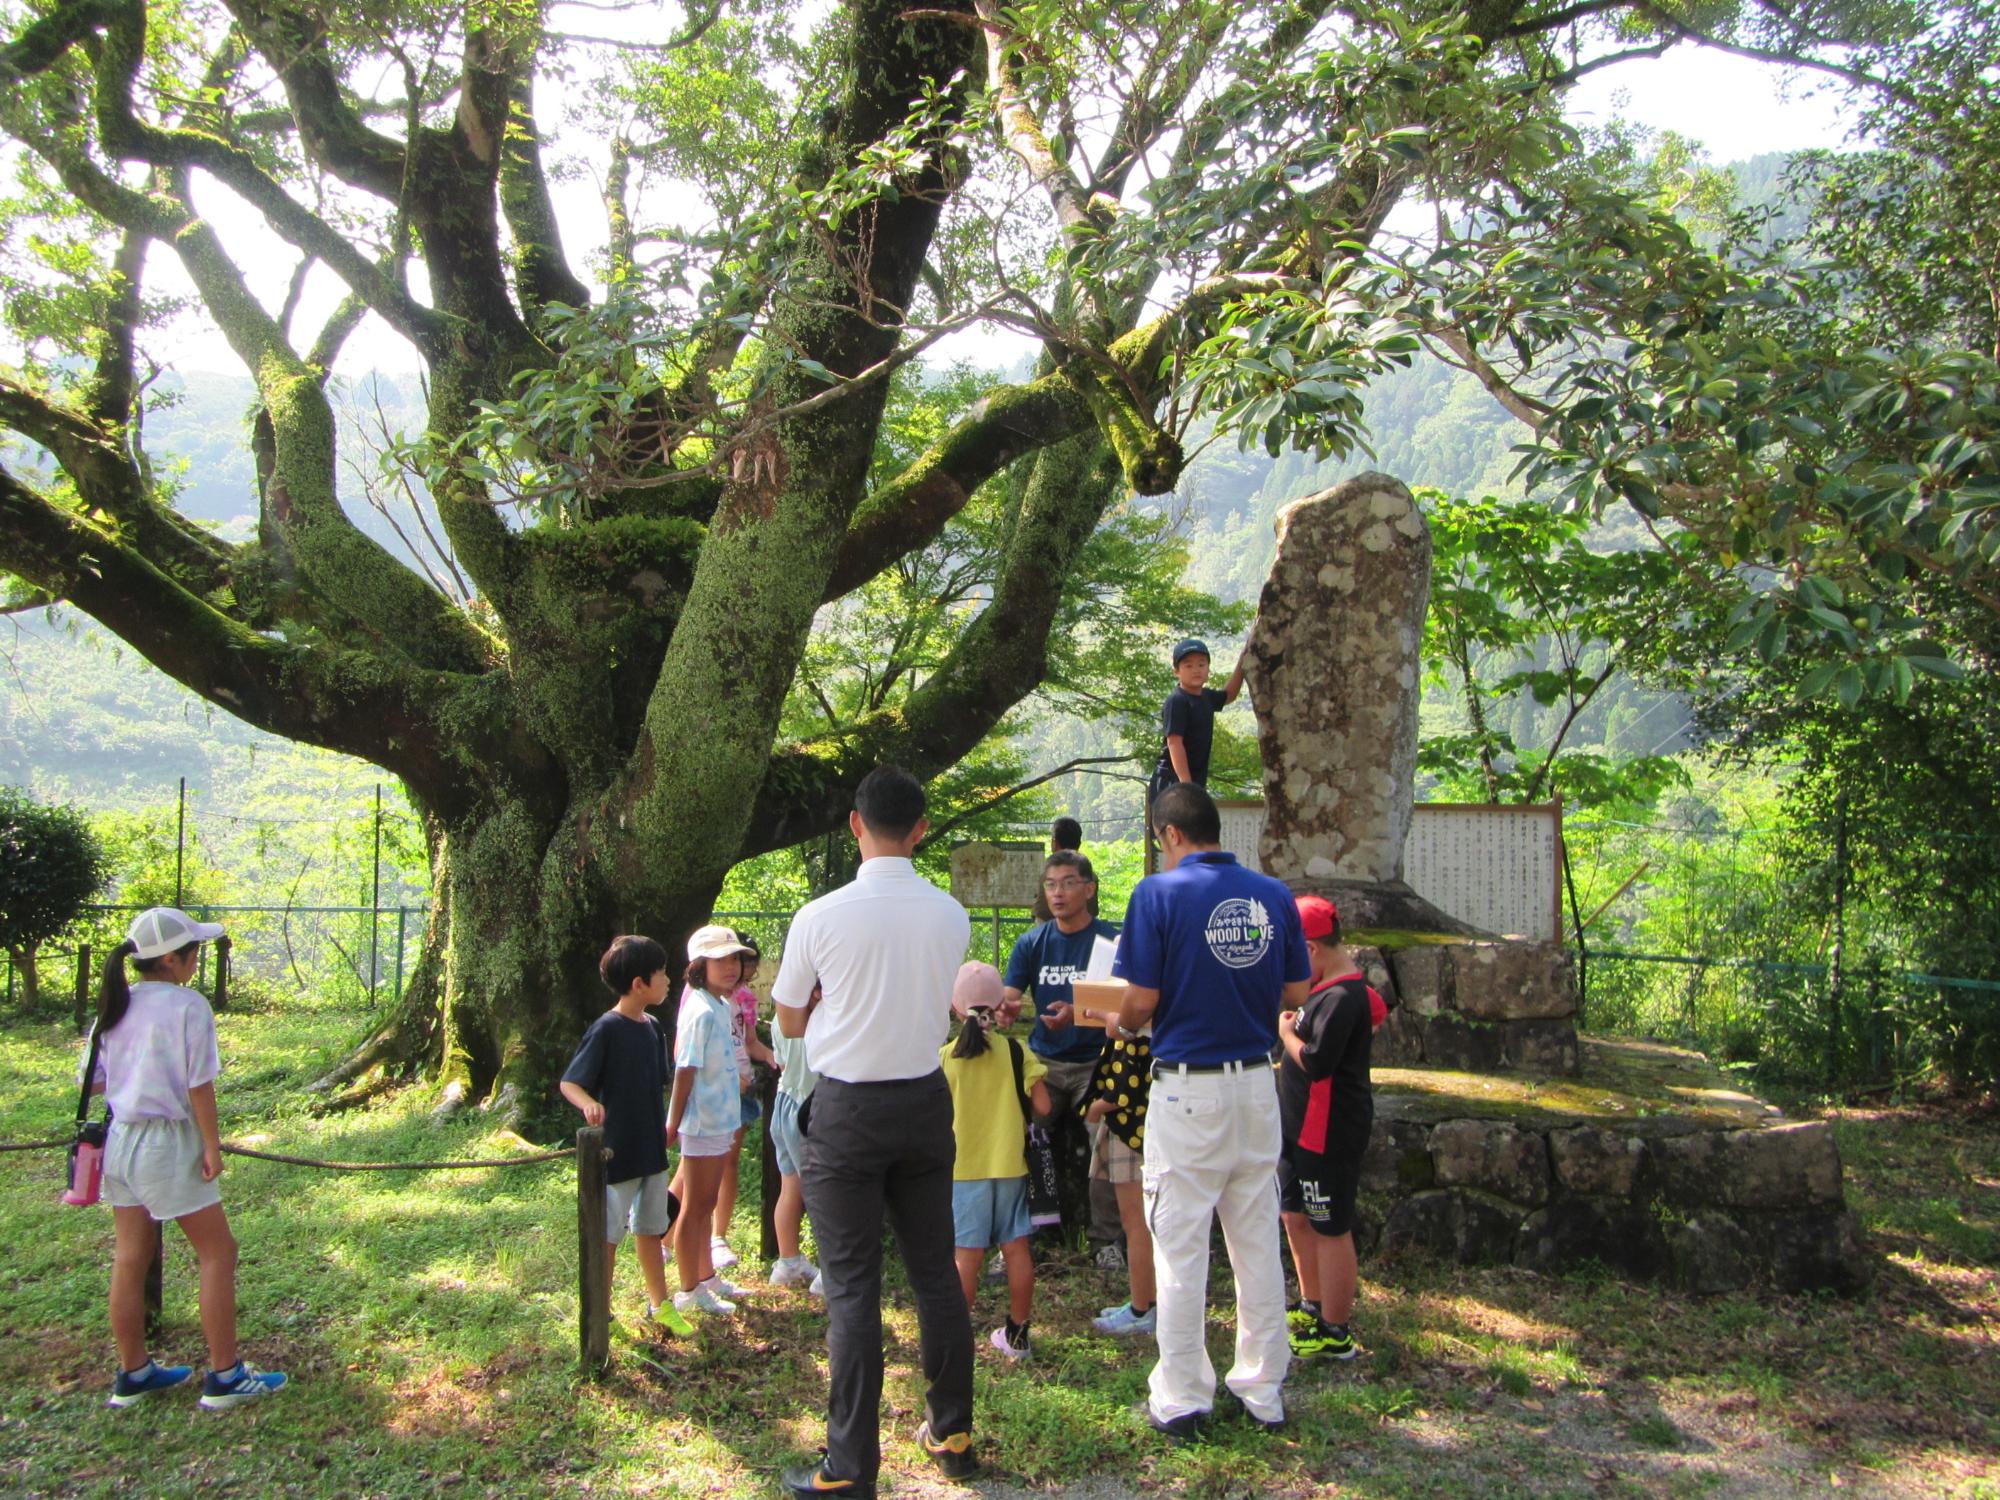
[1113,783,1308,1436]
[1002,851,1121,1252]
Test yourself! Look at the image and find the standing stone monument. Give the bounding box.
[1244,471,1576,1071]
[1246,473,1468,935]
[1233,474,1868,1291]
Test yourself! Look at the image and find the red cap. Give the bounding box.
[1295,894,1338,942]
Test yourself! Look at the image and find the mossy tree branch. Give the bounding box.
[89,0,444,353]
[602,0,982,908]
[0,0,118,82]
[0,462,522,814]
[164,202,495,675]
[0,378,235,593]
[82,228,146,426]
[743,432,1122,854]
[498,70,592,325]
[222,0,409,200]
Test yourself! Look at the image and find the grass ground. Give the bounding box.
[1,989,1995,1499]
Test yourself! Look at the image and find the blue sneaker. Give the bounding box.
[108,1360,193,1407]
[199,1361,287,1410]
[1093,1301,1157,1336]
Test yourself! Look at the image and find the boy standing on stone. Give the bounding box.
[1146,638,1247,810]
[1276,894,1380,1362]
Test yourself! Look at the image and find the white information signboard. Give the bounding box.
[1212,801,1563,941]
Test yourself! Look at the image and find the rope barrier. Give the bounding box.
[0,1138,575,1169]
[219,1142,574,1171]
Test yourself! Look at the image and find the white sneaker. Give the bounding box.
[809,1269,824,1297]
[675,1283,737,1316]
[770,1256,817,1287]
[701,1273,743,1302]
[710,1236,740,1271]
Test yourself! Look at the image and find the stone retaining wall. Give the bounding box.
[1353,1111,1871,1294]
[1363,940,1582,1076]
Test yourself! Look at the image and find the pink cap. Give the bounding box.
[952,961,1004,1019]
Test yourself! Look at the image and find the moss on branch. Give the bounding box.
[0,465,519,810]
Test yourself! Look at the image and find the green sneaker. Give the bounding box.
[1285,1300,1319,1337]
[1290,1320,1357,1362]
[644,1300,696,1337]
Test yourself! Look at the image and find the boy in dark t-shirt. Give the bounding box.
[560,935,686,1333]
[1146,638,1247,809]
[1276,894,1384,1362]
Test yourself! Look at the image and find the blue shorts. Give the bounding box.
[771,1091,807,1178]
[741,1090,764,1128]
[952,1176,1032,1250]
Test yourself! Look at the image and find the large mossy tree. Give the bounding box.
[0,0,1948,1118]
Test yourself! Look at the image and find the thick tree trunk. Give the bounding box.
[369,786,726,1130]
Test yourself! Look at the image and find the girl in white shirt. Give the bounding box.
[89,908,286,1410]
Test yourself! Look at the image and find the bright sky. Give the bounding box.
[158,39,1858,378]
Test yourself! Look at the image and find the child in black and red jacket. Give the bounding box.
[1276,894,1385,1361]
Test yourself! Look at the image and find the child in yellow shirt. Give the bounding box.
[939,962,1051,1360]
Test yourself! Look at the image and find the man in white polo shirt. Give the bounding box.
[772,766,976,1499]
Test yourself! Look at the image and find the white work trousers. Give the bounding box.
[1141,1060,1290,1423]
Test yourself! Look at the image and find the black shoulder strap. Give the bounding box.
[1007,1036,1031,1123]
[75,1023,105,1125]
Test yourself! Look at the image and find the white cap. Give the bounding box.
[126,907,226,960]
[687,924,754,963]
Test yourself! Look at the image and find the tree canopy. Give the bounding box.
[0,785,108,1008]
[0,0,1977,1116]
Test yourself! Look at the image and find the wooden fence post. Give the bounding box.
[213,935,232,1011]
[757,1061,781,1263]
[576,1127,610,1376]
[144,1231,164,1335]
[74,944,92,1034]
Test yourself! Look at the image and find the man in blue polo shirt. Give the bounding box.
[1113,782,1309,1437]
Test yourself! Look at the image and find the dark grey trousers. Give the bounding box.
[802,1071,974,1483]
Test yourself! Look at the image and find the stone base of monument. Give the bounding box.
[1347,934,1583,1076]
[1348,1037,1872,1295]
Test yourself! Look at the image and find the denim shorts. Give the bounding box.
[770,1091,807,1177]
[740,1090,764,1127]
[951,1176,1032,1250]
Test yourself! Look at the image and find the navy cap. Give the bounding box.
[1171,638,1210,665]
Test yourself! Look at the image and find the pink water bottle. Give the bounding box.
[62,1130,105,1207]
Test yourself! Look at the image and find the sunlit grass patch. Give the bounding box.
[3,1006,1999,1497]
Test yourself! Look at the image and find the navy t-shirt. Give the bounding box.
[1152,685,1230,791]
[1114,851,1310,1065]
[1003,917,1121,1063]
[561,1010,670,1184]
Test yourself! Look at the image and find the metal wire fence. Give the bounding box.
[1565,813,2000,1086]
[12,778,1996,1088]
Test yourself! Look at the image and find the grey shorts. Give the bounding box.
[770,1092,807,1177]
[605,1170,675,1245]
[105,1117,222,1222]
